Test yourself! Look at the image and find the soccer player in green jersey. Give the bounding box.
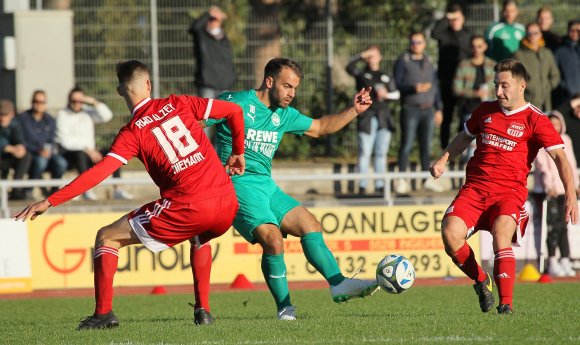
[194,57,378,321]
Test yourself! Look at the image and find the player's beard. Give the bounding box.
[269,88,291,109]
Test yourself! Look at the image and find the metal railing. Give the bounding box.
[0,170,467,218]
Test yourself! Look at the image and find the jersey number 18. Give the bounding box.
[152,116,199,164]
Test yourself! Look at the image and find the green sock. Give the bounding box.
[261,253,291,310]
[301,232,345,286]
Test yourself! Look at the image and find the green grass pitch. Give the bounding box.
[2,282,579,345]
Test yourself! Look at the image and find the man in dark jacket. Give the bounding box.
[432,3,471,149]
[188,6,235,99]
[346,45,399,194]
[554,19,580,106]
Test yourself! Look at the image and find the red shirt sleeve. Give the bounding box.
[47,156,123,206]
[185,96,245,155]
[465,103,485,137]
[533,114,564,150]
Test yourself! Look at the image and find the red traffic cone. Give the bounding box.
[230,274,254,289]
[151,285,167,295]
[538,273,553,283]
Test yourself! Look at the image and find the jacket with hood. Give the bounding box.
[533,111,579,195]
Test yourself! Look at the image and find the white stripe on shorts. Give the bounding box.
[129,215,170,253]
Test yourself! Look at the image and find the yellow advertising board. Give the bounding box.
[26,205,476,290]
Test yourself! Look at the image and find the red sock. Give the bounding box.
[93,246,119,315]
[191,242,212,311]
[494,247,515,308]
[451,242,487,282]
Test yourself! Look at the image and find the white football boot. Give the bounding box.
[277,306,297,321]
[330,278,380,303]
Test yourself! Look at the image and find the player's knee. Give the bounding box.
[95,226,120,249]
[441,218,467,249]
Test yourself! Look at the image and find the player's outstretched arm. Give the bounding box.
[305,87,372,138]
[13,199,51,222]
[550,148,579,224]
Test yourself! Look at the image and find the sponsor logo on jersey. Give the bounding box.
[272,113,281,126]
[481,132,516,151]
[381,74,390,83]
[246,113,256,122]
[507,122,524,137]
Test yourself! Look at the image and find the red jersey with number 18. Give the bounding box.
[109,95,238,202]
[464,101,563,199]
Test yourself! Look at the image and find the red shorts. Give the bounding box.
[128,191,238,252]
[444,185,529,245]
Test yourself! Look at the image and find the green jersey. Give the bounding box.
[205,89,313,176]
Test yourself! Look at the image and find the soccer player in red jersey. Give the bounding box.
[13,60,246,329]
[430,59,578,314]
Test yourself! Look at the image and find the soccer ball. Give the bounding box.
[376,254,415,294]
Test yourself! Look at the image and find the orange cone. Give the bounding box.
[230,274,254,289]
[538,273,553,283]
[151,285,167,295]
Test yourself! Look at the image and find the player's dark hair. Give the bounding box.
[494,58,529,82]
[116,60,150,84]
[263,58,303,80]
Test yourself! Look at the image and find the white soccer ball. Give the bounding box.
[376,254,415,294]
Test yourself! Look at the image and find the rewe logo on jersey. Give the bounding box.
[507,122,524,137]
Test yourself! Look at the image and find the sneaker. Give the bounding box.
[77,311,119,330]
[394,179,409,194]
[473,272,495,313]
[277,305,296,320]
[330,278,380,303]
[194,308,214,325]
[113,189,134,200]
[83,191,98,201]
[559,258,577,277]
[548,257,566,277]
[423,178,444,192]
[496,304,513,315]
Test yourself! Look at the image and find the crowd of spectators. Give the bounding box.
[2,2,579,201]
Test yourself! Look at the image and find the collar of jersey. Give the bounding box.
[132,98,152,117]
[500,102,530,116]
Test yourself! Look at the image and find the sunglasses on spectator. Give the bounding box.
[33,99,46,104]
[410,40,425,45]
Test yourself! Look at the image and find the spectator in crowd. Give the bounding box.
[393,31,443,194]
[536,6,561,52]
[453,35,496,160]
[432,3,471,150]
[533,111,578,277]
[188,6,235,99]
[512,22,560,111]
[555,94,580,168]
[0,99,31,200]
[56,87,132,200]
[17,90,67,197]
[554,19,580,106]
[346,45,399,195]
[484,0,525,62]
[188,5,235,142]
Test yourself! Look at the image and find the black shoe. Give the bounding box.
[77,311,119,330]
[473,272,495,313]
[194,308,214,325]
[497,304,513,314]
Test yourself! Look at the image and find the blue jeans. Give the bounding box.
[358,116,392,189]
[29,154,67,179]
[398,105,434,172]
